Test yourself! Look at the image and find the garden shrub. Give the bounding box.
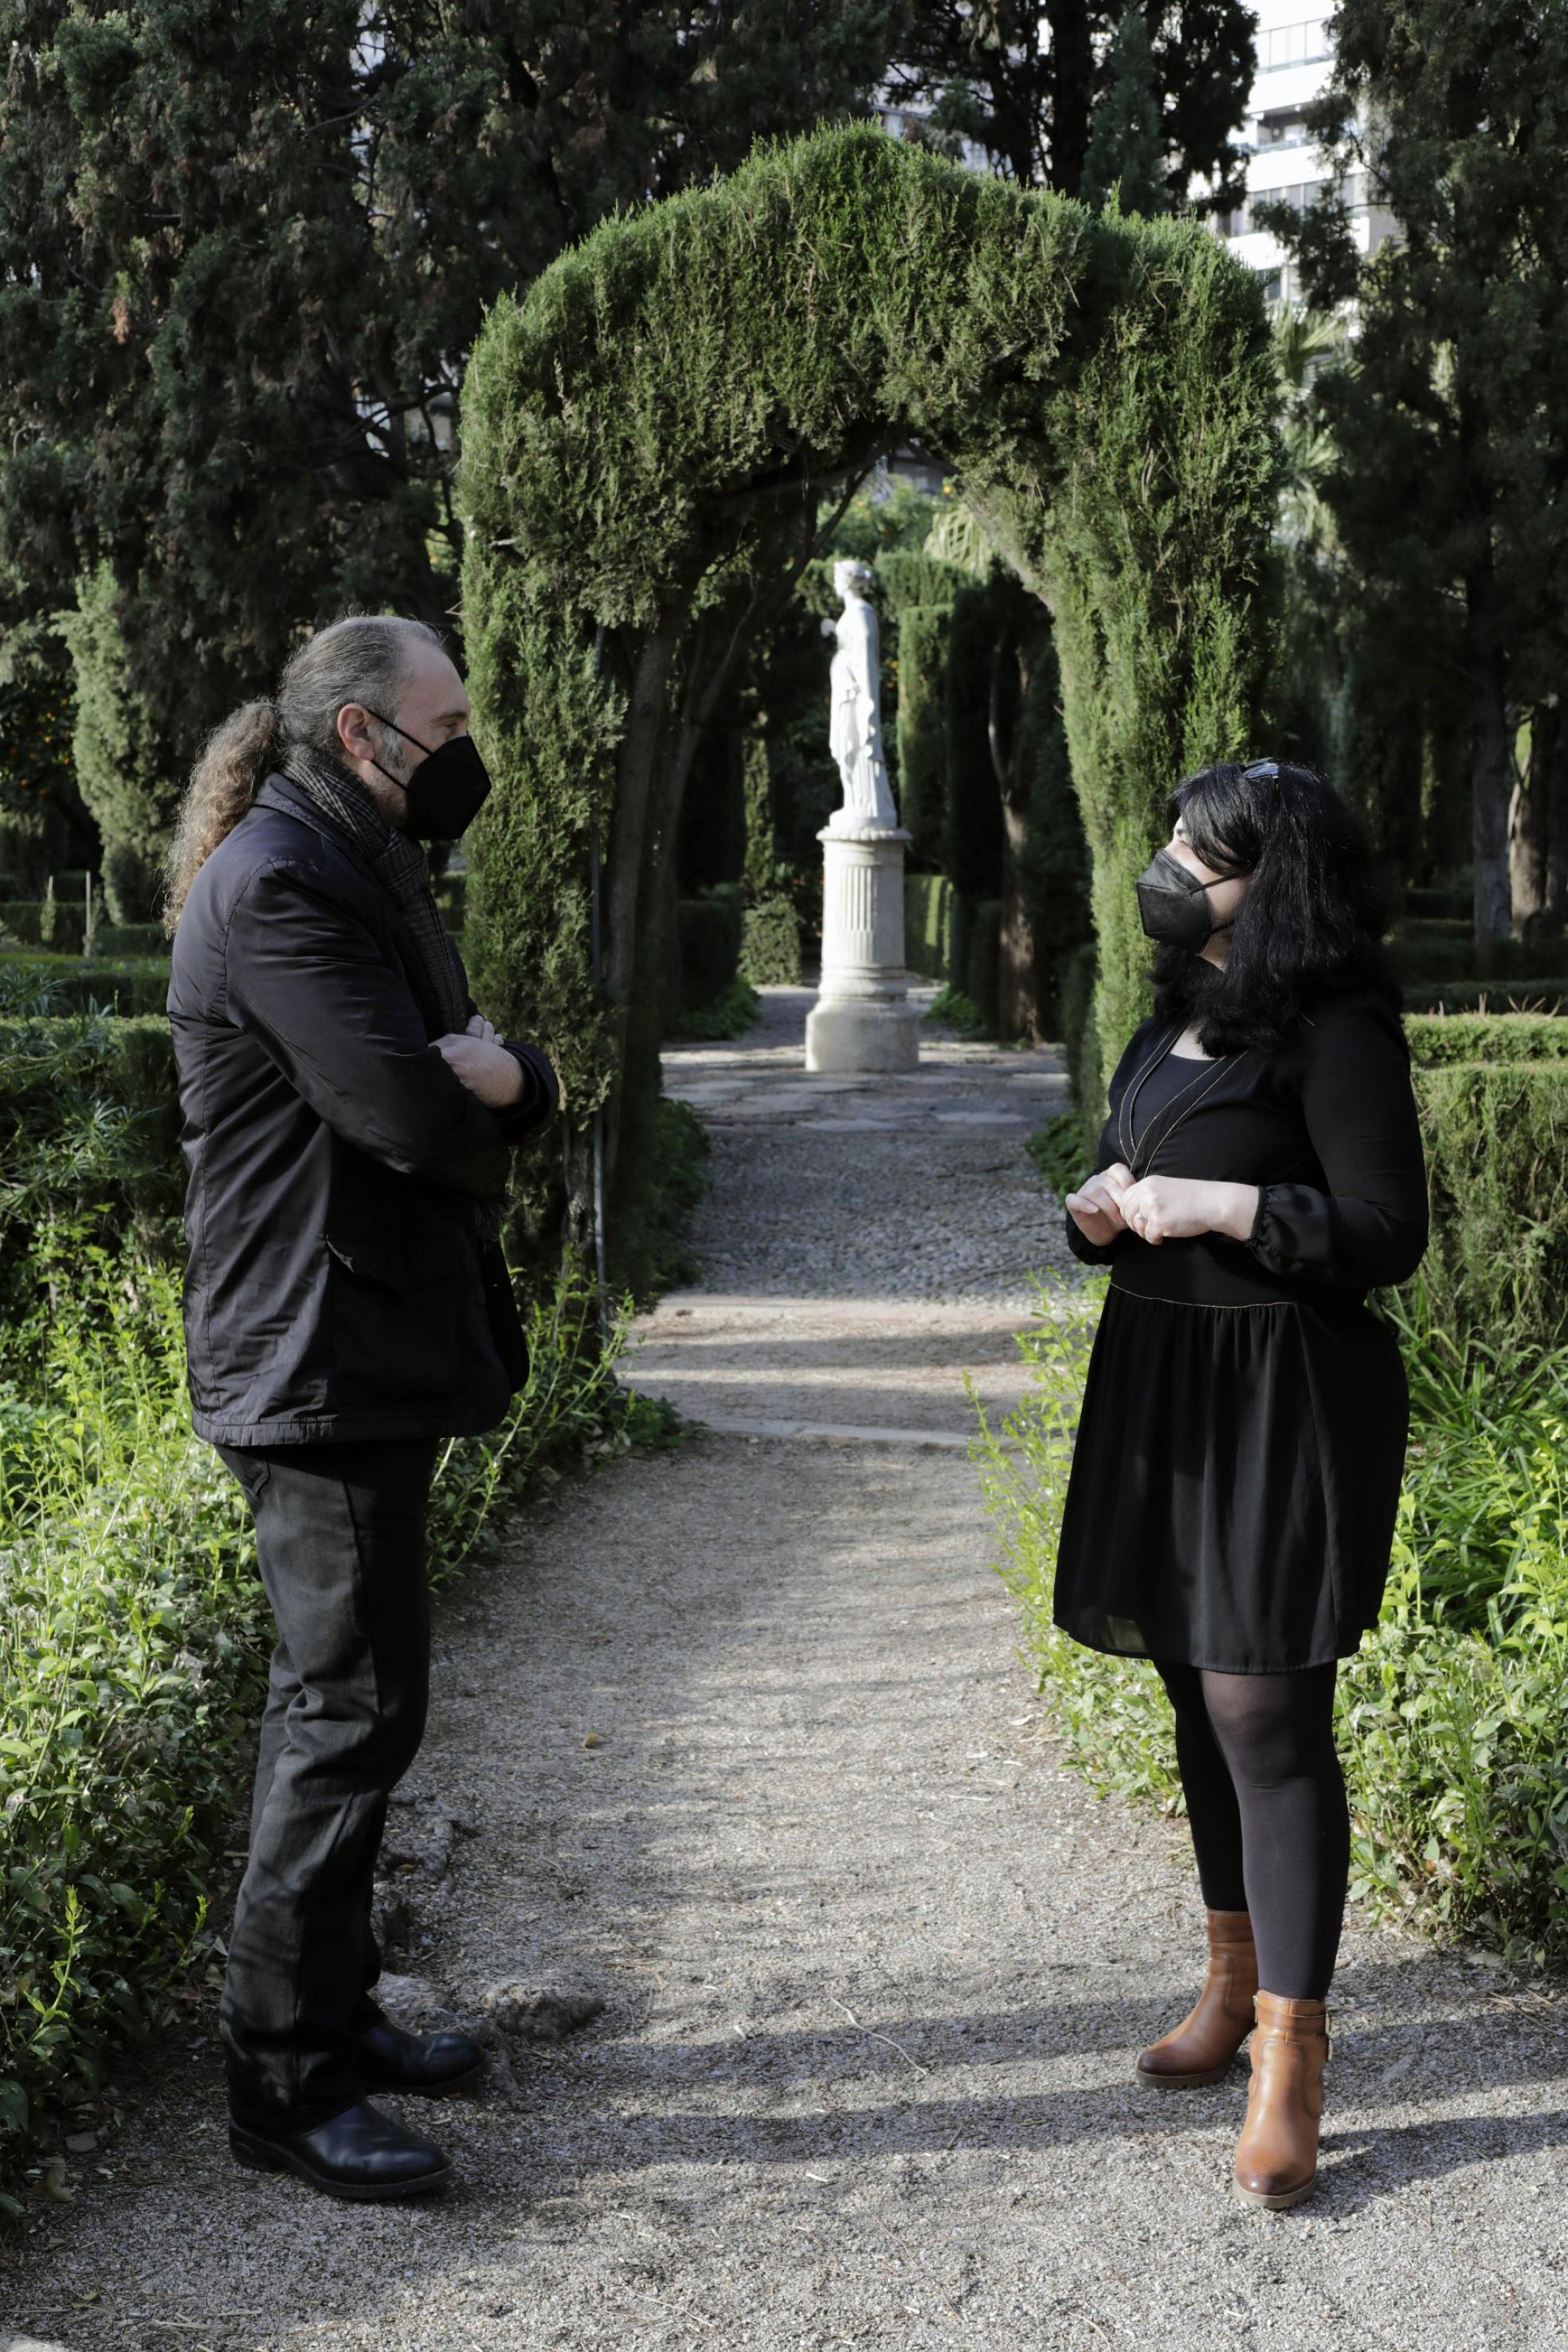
[904,872,960,982]
[671,976,761,1040]
[92,921,167,959]
[0,900,42,946]
[0,1256,647,2198]
[1413,1059,1568,1349]
[56,565,176,924]
[965,897,1003,1037]
[893,604,951,863]
[739,895,801,986]
[1405,1013,1568,1064]
[0,955,171,1018]
[1403,981,1568,1015]
[943,583,1006,902]
[676,886,744,1009]
[37,890,86,955]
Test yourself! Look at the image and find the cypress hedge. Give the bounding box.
[739,896,802,986]
[458,123,1276,1270]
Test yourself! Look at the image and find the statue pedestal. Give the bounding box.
[805,823,919,1074]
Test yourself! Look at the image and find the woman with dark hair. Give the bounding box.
[1056,758,1427,2211]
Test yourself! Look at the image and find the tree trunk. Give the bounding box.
[1465,563,1511,943]
[989,624,1041,1041]
[1510,697,1568,943]
[602,618,680,1196]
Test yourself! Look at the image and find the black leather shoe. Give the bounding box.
[353,2017,486,2096]
[229,2099,452,2202]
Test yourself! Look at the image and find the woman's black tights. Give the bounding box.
[1153,1660,1349,2001]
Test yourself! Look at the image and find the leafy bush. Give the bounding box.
[974,1273,1568,1968]
[0,1256,651,2200]
[670,977,760,1040]
[925,983,991,1037]
[739,895,801,986]
[92,921,166,959]
[1403,982,1568,1014]
[0,900,41,947]
[904,872,962,983]
[1405,1012,1568,1064]
[964,897,1002,1037]
[891,603,950,863]
[0,955,170,1018]
[676,886,744,1009]
[1413,1057,1568,1348]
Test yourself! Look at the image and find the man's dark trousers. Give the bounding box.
[217,1438,440,2133]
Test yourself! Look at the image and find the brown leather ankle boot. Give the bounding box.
[1233,1992,1331,2209]
[1135,1910,1257,2089]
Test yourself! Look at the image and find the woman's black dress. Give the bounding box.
[1053,986,1429,1674]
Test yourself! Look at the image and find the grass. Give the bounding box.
[973,1272,1568,1970]
[924,983,992,1037]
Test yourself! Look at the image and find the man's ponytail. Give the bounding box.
[163,699,280,931]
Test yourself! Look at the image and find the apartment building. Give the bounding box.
[1215,0,1397,301]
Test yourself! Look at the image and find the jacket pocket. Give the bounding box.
[324,1227,473,1406]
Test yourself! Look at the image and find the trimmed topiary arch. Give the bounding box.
[459,123,1278,1280]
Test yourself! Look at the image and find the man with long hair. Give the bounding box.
[167,614,558,2201]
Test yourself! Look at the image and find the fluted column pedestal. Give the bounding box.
[805,823,919,1074]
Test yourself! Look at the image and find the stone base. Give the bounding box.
[805,996,921,1074]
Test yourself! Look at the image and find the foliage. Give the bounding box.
[1403,982,1568,1016]
[0,1252,650,2201]
[0,671,90,893]
[461,124,1277,1276]
[1272,0,1568,943]
[925,983,991,1038]
[54,567,171,923]
[887,0,1254,209]
[1080,6,1170,218]
[676,888,745,1010]
[1405,1013,1568,1067]
[0,956,168,1019]
[974,1272,1568,1968]
[612,1094,711,1305]
[965,897,1004,1037]
[0,2,902,821]
[670,977,761,1041]
[1026,1111,1091,1198]
[904,872,963,983]
[739,897,802,987]
[1412,1056,1568,1350]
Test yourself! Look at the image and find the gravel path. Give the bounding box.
[5,989,1566,2352]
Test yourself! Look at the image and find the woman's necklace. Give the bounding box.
[1117,1025,1251,1178]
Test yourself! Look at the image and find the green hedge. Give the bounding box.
[92,919,166,958]
[892,603,950,864]
[1403,980,1568,1015]
[1394,927,1568,983]
[904,872,962,982]
[1405,1013,1568,1065]
[965,897,1002,1037]
[0,954,170,1017]
[1413,1059,1568,1348]
[676,887,744,1009]
[739,895,801,986]
[0,900,42,946]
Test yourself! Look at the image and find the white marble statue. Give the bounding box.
[822,559,900,832]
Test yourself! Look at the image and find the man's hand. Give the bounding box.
[1116,1175,1260,1246]
[433,1023,523,1108]
[1064,1161,1135,1248]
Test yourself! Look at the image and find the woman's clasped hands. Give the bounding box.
[1064,1163,1260,1247]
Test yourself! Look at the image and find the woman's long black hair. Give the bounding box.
[1151,759,1397,1055]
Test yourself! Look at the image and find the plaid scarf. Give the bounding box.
[279,743,468,1041]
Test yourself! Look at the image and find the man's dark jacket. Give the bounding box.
[168,773,558,1445]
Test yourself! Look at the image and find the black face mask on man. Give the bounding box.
[1134,847,1237,953]
[362,710,492,841]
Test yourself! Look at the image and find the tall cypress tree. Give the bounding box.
[1081,8,1170,216]
[889,2,1253,208]
[0,3,901,794]
[1274,0,1568,943]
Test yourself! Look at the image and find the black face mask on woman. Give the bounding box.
[363,710,492,841]
[1135,847,1236,953]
